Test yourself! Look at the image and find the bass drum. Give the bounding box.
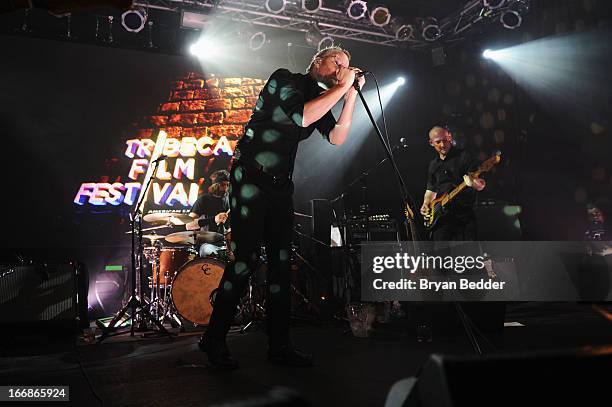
[171,257,225,325]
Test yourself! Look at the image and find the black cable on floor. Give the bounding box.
[73,343,104,407]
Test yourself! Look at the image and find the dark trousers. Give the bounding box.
[431,210,477,242]
[413,210,477,326]
[206,162,294,347]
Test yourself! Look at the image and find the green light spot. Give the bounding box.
[233,166,243,182]
[272,106,288,123]
[245,128,255,139]
[231,197,237,208]
[291,113,303,125]
[235,261,248,275]
[255,97,264,111]
[105,265,123,271]
[241,206,250,218]
[270,284,281,294]
[255,151,280,168]
[262,129,281,143]
[223,281,233,291]
[503,205,522,216]
[280,85,296,101]
[267,79,277,95]
[279,250,289,261]
[230,241,237,251]
[240,184,258,199]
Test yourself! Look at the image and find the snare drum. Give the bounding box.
[153,247,195,287]
[170,257,225,325]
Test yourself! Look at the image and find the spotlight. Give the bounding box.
[121,7,147,33]
[302,0,322,13]
[189,40,219,59]
[390,18,414,40]
[395,76,406,86]
[484,0,506,10]
[249,31,267,51]
[346,0,368,20]
[370,5,391,27]
[501,10,522,29]
[483,49,493,59]
[422,19,441,42]
[317,36,334,51]
[265,0,286,14]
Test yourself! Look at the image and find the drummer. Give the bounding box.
[185,170,230,257]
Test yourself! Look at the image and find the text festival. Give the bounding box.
[74,135,233,207]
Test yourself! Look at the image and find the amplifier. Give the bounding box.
[346,214,399,244]
[0,263,85,329]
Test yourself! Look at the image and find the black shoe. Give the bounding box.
[198,335,239,369]
[268,345,314,367]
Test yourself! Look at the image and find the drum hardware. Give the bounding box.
[98,160,174,343]
[143,212,192,225]
[165,230,225,245]
[125,225,168,233]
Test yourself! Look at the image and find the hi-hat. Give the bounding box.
[142,233,166,241]
[165,231,224,245]
[143,212,192,225]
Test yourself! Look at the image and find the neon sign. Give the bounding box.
[74,133,234,207]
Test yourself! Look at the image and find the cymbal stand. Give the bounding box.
[238,250,267,333]
[98,159,173,342]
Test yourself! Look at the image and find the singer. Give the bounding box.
[198,46,365,369]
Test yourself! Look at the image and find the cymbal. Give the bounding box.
[165,231,224,245]
[125,225,168,234]
[143,212,192,225]
[142,234,165,241]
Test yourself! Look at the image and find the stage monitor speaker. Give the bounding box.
[385,348,612,407]
[0,262,87,331]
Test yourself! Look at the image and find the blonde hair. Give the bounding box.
[306,46,351,73]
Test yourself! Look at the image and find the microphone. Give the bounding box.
[151,155,167,164]
[355,70,371,77]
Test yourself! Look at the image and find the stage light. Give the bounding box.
[318,36,334,51]
[422,19,441,42]
[395,76,406,86]
[390,18,414,41]
[248,31,267,51]
[483,49,493,59]
[484,0,506,10]
[306,23,332,50]
[370,5,391,27]
[265,0,286,14]
[346,0,368,20]
[189,40,220,59]
[121,7,147,33]
[302,0,322,13]
[501,10,522,29]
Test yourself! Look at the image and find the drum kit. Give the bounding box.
[136,212,235,328]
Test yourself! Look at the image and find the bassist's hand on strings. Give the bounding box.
[463,173,486,191]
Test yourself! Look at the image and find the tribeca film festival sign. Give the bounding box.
[74,131,233,208]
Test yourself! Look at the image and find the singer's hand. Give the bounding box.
[354,69,366,89]
[336,66,357,91]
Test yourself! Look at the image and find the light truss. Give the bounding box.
[136,0,531,49]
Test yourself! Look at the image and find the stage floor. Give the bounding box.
[1,302,611,406]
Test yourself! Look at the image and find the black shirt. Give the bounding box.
[235,68,336,178]
[426,147,479,209]
[190,193,229,233]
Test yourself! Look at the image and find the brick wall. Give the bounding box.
[141,72,264,151]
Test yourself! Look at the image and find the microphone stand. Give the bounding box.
[98,159,173,342]
[352,80,422,241]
